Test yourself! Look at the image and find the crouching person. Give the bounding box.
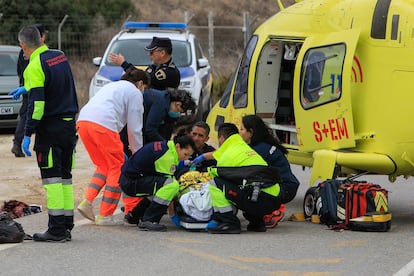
[119,135,196,231]
[192,123,282,233]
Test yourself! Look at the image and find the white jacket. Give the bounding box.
[78,80,143,153]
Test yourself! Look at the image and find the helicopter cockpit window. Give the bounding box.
[301,44,346,109]
[233,35,258,108]
[219,70,236,108]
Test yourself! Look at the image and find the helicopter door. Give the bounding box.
[293,29,359,152]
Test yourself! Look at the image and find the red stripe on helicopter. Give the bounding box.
[351,56,363,83]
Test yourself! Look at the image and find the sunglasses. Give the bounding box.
[149,49,163,55]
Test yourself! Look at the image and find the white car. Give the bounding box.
[0,45,22,129]
[89,22,213,120]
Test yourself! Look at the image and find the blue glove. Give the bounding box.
[206,220,219,232]
[8,87,27,100]
[177,160,191,170]
[191,154,205,165]
[171,215,180,227]
[22,136,32,157]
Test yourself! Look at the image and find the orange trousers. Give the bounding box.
[77,121,125,217]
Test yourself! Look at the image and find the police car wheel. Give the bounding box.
[303,186,318,218]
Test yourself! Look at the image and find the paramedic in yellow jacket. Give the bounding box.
[191,123,281,233]
[15,25,79,242]
[119,135,196,231]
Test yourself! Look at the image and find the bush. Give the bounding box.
[212,74,232,104]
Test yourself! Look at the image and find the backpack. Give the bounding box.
[316,179,343,225]
[316,179,391,232]
[0,213,25,243]
[337,181,391,231]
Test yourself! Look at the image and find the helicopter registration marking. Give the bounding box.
[313,118,349,142]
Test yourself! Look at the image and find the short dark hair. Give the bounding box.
[121,68,150,86]
[173,135,196,152]
[169,89,196,112]
[217,123,239,140]
[33,24,48,36]
[192,121,210,136]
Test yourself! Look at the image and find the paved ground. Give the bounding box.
[2,159,414,275]
[0,133,93,207]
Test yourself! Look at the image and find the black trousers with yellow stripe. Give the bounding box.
[211,177,281,227]
[34,117,77,236]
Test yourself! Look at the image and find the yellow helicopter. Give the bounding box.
[206,0,414,216]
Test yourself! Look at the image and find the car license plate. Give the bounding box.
[0,106,13,115]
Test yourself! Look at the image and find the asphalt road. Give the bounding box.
[1,165,414,276]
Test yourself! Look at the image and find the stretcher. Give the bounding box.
[177,170,212,231]
[179,214,208,230]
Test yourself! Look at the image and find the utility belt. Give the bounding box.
[241,181,276,202]
[211,165,281,203]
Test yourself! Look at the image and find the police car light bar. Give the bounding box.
[123,22,187,30]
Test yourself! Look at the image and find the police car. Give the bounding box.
[0,45,21,129]
[89,22,213,120]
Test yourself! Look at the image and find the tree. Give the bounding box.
[0,0,138,55]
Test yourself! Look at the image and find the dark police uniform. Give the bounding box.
[120,36,180,91]
[11,50,29,157]
[144,60,180,90]
[24,44,78,240]
[119,37,181,154]
[120,58,180,90]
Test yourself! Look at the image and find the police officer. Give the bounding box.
[119,135,196,231]
[109,37,185,149]
[109,36,180,91]
[14,25,78,242]
[192,123,282,234]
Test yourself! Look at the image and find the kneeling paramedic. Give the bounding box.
[119,135,196,231]
[192,123,282,233]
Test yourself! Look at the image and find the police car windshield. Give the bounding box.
[106,39,192,67]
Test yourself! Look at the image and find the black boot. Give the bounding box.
[33,231,66,242]
[11,142,25,157]
[139,201,169,231]
[207,211,241,234]
[142,200,167,223]
[243,212,266,232]
[33,214,66,242]
[65,216,74,241]
[126,197,151,225]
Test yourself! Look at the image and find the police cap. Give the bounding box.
[145,37,172,51]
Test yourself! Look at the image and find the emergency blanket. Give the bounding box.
[178,171,213,221]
